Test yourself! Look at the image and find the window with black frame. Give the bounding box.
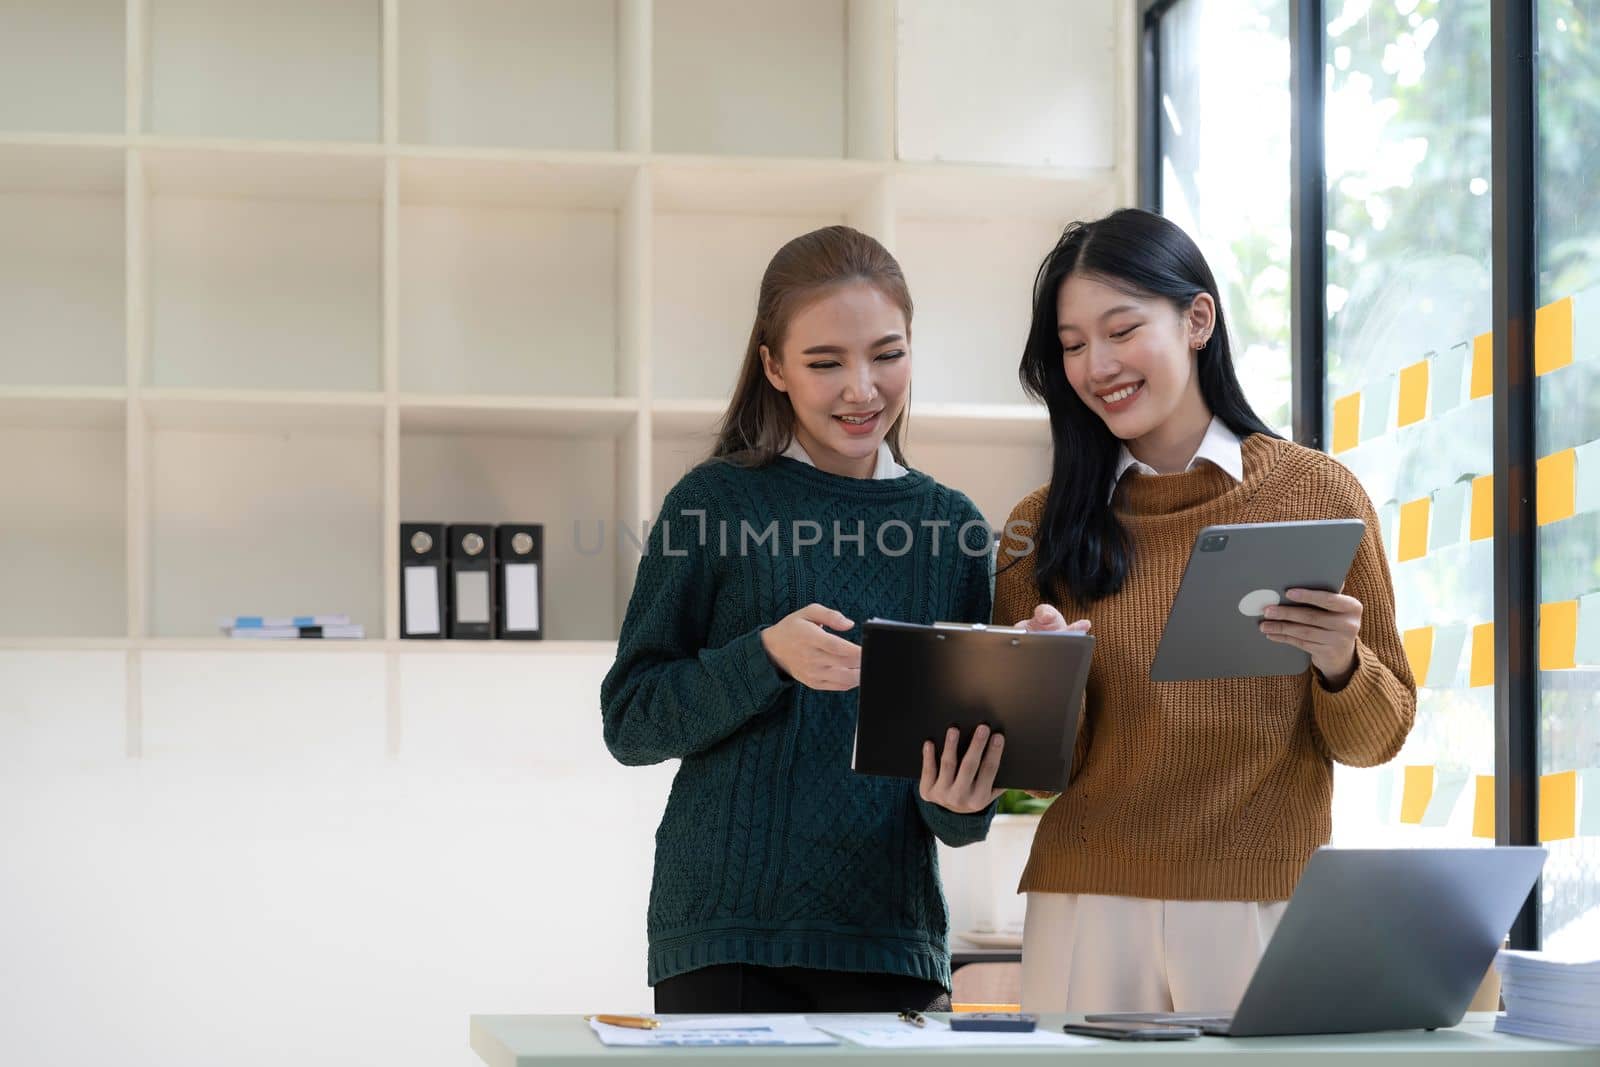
[1323,1,1497,851]
[1535,0,1600,957]
[1155,0,1293,436]
[1153,0,1498,852]
[1152,0,1600,952]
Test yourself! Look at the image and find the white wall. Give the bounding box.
[897,0,1119,169]
[0,647,1016,1067]
[0,650,674,1067]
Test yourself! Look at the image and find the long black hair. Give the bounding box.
[1018,208,1278,605]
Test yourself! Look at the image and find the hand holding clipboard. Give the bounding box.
[914,614,1088,812]
[855,619,1094,793]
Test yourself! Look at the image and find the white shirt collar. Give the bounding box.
[1111,416,1243,501]
[781,437,908,480]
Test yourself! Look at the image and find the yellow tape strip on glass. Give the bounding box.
[1470,622,1495,688]
[1535,297,1574,376]
[1541,771,1578,843]
[1397,359,1430,427]
[1398,497,1431,563]
[1402,626,1434,683]
[1332,393,1361,454]
[1470,332,1494,399]
[1470,475,1495,541]
[1400,765,1435,825]
[1537,448,1577,526]
[1541,600,1579,671]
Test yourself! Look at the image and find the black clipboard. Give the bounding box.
[854,619,1093,793]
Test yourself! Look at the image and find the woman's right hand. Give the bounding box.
[760,604,862,691]
[1014,604,1092,634]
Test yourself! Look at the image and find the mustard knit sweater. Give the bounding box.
[993,434,1416,902]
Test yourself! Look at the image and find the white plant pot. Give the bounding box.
[934,812,1036,940]
[938,813,1044,943]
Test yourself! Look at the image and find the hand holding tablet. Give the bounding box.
[1257,586,1365,687]
[1150,519,1366,682]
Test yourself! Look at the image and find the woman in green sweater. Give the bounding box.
[601,225,1004,1014]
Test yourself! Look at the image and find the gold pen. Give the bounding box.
[588,1014,660,1030]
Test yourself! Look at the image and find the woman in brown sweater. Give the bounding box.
[996,209,1416,1014]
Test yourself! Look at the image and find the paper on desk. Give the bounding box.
[653,1015,829,1030]
[589,1015,838,1047]
[809,1015,1096,1049]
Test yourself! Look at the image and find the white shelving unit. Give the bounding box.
[0,0,1134,668]
[144,0,383,142]
[0,1,126,135]
[0,142,125,386]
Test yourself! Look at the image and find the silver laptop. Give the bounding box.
[1089,847,1547,1037]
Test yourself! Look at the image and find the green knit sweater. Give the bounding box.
[601,457,997,989]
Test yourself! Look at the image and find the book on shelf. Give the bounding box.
[219,614,352,630]
[226,624,365,640]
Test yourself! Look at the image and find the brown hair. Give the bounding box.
[711,225,912,467]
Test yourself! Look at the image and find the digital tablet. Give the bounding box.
[853,619,1093,793]
[1149,519,1365,682]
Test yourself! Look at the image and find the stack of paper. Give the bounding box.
[1494,949,1600,1045]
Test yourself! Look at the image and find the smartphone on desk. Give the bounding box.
[949,1012,1037,1032]
[1061,1020,1201,1041]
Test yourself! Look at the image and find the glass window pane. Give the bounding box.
[1537,0,1600,959]
[1322,1,1493,850]
[1158,0,1292,435]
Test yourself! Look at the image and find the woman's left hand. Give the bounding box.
[919,724,1005,814]
[1259,587,1362,688]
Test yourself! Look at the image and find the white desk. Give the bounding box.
[470,1013,1600,1066]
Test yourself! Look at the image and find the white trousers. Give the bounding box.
[1020,892,1289,1014]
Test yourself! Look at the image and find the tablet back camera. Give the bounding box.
[1200,533,1229,552]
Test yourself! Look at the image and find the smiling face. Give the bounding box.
[1056,272,1216,462]
[760,280,911,479]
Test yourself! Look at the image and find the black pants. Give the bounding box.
[654,963,951,1014]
